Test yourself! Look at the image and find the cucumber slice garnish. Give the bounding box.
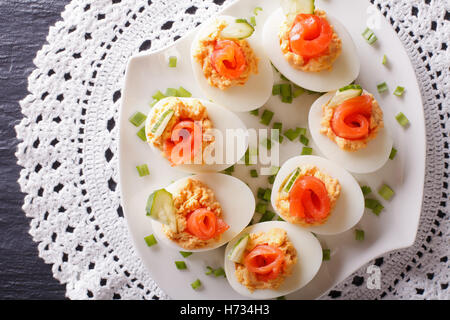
[329,85,363,106]
[151,109,174,138]
[280,0,315,22]
[146,189,178,233]
[228,233,250,263]
[283,168,301,193]
[220,19,254,40]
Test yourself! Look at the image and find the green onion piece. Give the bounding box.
[254,6,263,15]
[263,188,271,201]
[223,165,235,175]
[299,134,309,146]
[276,296,286,300]
[277,215,284,221]
[268,175,276,184]
[168,56,177,68]
[378,184,395,201]
[235,18,249,24]
[213,267,226,277]
[377,82,389,93]
[272,84,281,96]
[260,109,274,125]
[361,185,372,196]
[179,251,193,258]
[129,111,147,127]
[165,87,179,97]
[244,148,251,166]
[205,266,214,275]
[372,203,384,216]
[144,234,157,247]
[250,169,258,178]
[339,84,362,92]
[393,86,405,97]
[293,87,305,98]
[250,16,256,27]
[296,127,307,136]
[280,84,292,103]
[177,86,192,97]
[301,147,313,155]
[256,202,267,214]
[260,210,275,222]
[273,122,282,131]
[395,112,410,127]
[261,138,272,150]
[249,109,259,116]
[389,147,398,160]
[257,187,266,200]
[175,261,187,270]
[137,126,147,142]
[322,249,331,261]
[191,279,202,290]
[365,198,381,210]
[136,164,150,177]
[280,73,289,81]
[362,27,377,44]
[152,90,166,101]
[382,54,388,65]
[284,129,300,141]
[355,229,365,241]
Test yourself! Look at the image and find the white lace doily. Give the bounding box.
[16,0,449,300]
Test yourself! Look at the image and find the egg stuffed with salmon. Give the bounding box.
[263,0,359,92]
[271,156,364,235]
[191,15,273,112]
[308,85,394,173]
[147,173,255,252]
[224,221,322,299]
[145,97,248,173]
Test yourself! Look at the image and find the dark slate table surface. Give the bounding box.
[0,0,70,299]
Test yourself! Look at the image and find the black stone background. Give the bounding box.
[0,0,69,299]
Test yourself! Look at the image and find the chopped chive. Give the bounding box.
[257,187,266,200]
[254,6,263,15]
[152,90,166,101]
[260,210,275,222]
[301,146,313,155]
[168,56,177,68]
[137,126,147,142]
[273,122,282,131]
[249,109,259,116]
[263,188,272,201]
[191,279,202,290]
[284,129,300,141]
[382,54,388,65]
[322,249,331,261]
[355,229,365,241]
[362,27,377,44]
[235,18,249,24]
[276,296,286,300]
[175,261,187,270]
[250,169,258,178]
[165,87,179,97]
[378,184,395,201]
[213,267,226,277]
[223,165,235,175]
[250,16,256,27]
[256,202,267,214]
[280,73,289,81]
[299,134,309,146]
[205,266,214,275]
[244,148,250,166]
[268,175,276,184]
[377,82,389,93]
[372,203,384,216]
[177,86,192,97]
[260,109,274,125]
[144,234,157,247]
[280,84,292,103]
[129,111,147,127]
[293,86,305,98]
[395,112,410,127]
[180,251,193,258]
[361,185,372,196]
[393,86,405,97]
[272,84,281,95]
[277,215,284,221]
[136,164,150,177]
[389,147,398,160]
[339,84,362,92]
[365,198,381,210]
[260,138,272,150]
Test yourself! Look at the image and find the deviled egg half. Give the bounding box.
[262,0,359,92]
[224,221,322,299]
[309,85,393,173]
[271,156,364,235]
[147,173,255,252]
[145,97,248,173]
[191,15,273,112]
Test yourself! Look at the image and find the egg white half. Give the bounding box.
[309,92,393,174]
[262,8,360,93]
[151,173,255,252]
[145,97,248,173]
[191,15,274,112]
[271,156,364,235]
[224,221,322,299]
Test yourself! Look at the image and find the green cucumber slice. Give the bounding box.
[329,85,363,106]
[281,0,315,22]
[220,19,254,40]
[228,234,250,263]
[283,168,301,193]
[146,189,177,233]
[151,109,174,138]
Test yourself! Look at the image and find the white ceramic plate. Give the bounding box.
[119,0,425,299]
